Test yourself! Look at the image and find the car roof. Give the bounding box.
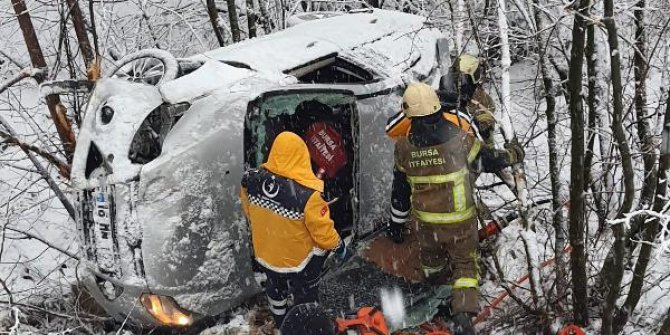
[194,9,428,75]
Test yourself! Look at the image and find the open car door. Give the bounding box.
[244,87,360,236]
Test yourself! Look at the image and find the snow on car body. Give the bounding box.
[70,9,445,327]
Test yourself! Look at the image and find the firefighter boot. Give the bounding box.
[449,312,476,335]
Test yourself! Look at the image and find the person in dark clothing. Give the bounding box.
[386,83,523,335]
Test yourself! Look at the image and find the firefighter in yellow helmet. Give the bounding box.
[387,83,524,335]
[441,54,497,145]
[386,55,495,146]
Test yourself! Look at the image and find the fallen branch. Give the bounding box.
[476,245,573,325]
[488,248,540,318]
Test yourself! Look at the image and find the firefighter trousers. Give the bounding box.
[415,219,480,314]
[262,255,326,327]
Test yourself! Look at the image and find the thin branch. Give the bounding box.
[3,226,79,260]
[0,67,45,95]
[0,130,71,179]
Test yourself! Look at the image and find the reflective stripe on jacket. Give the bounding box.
[240,132,340,273]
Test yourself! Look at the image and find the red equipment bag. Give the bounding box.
[557,325,586,335]
[305,122,348,179]
[336,307,390,335]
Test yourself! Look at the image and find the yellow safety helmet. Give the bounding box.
[402,82,441,118]
[457,54,481,82]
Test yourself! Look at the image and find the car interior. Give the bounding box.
[245,91,359,236]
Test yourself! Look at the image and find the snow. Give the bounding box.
[159,61,256,104]
[200,314,250,335]
[199,9,428,75]
[380,286,406,329]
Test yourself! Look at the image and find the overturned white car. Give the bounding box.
[70,9,449,328]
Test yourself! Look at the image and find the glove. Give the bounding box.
[386,222,405,244]
[450,312,476,335]
[472,109,496,134]
[504,141,525,165]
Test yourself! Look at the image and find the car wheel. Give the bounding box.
[109,49,179,86]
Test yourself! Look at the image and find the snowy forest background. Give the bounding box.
[1,0,670,334]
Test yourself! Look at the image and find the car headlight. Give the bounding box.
[140,293,193,326]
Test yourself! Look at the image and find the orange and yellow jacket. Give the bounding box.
[240,132,341,273]
[385,109,483,142]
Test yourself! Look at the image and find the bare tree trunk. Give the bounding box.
[616,77,670,335]
[498,0,541,308]
[64,0,95,69]
[256,0,275,32]
[366,0,381,8]
[532,0,566,310]
[207,0,226,46]
[454,0,465,53]
[628,0,657,240]
[567,0,589,326]
[247,0,258,38]
[659,309,670,335]
[601,0,635,333]
[584,3,611,233]
[585,18,612,237]
[11,0,76,162]
[584,21,596,194]
[226,0,241,42]
[633,0,655,208]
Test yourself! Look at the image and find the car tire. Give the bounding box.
[109,49,179,86]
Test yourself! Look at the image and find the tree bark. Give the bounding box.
[585,20,609,231]
[256,0,275,32]
[226,0,241,42]
[584,21,596,194]
[602,0,635,333]
[659,309,670,335]
[246,0,258,38]
[532,0,566,310]
[616,73,670,335]
[455,0,465,53]
[64,0,95,69]
[207,0,226,46]
[566,0,589,326]
[12,0,76,162]
[628,0,658,240]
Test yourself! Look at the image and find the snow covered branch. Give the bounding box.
[0,115,75,220]
[0,129,71,179]
[0,67,45,95]
[608,204,670,255]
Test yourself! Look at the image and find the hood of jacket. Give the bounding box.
[262,131,324,193]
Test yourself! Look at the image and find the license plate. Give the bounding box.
[93,188,116,273]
